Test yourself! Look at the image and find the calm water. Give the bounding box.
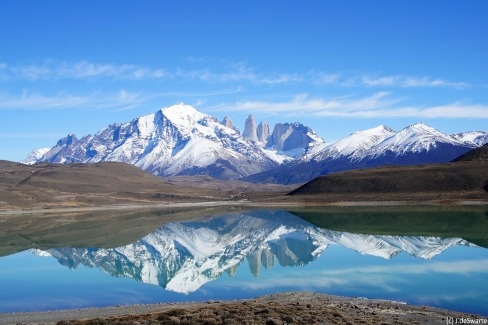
[0,207,487,315]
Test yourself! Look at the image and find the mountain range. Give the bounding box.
[24,103,488,184]
[31,210,474,294]
[244,123,488,184]
[289,143,488,200]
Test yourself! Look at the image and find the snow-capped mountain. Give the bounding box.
[360,122,475,163]
[241,115,327,162]
[25,103,487,183]
[453,131,488,146]
[37,104,281,179]
[311,122,483,164]
[33,210,475,294]
[245,122,487,184]
[20,148,50,165]
[31,103,324,180]
[266,122,326,159]
[312,125,396,162]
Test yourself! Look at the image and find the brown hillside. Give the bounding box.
[288,160,488,200]
[0,161,224,210]
[452,143,488,162]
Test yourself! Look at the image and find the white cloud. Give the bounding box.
[320,258,488,276]
[0,91,87,109]
[312,72,342,85]
[216,92,396,116]
[309,71,468,89]
[259,73,303,85]
[1,60,171,81]
[215,92,488,119]
[193,99,207,107]
[175,64,299,85]
[2,87,486,119]
[185,67,256,83]
[0,86,246,111]
[0,60,470,90]
[360,75,468,89]
[410,102,488,118]
[0,90,145,110]
[8,61,284,85]
[218,258,488,293]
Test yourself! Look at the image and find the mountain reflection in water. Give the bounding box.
[32,210,475,294]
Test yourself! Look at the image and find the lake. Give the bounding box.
[0,206,487,316]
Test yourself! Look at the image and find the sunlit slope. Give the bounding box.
[0,160,223,209]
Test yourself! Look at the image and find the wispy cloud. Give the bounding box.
[176,66,255,83]
[311,72,469,89]
[319,258,488,276]
[219,258,488,293]
[364,102,488,119]
[260,73,303,85]
[215,92,488,119]
[2,87,486,118]
[0,60,170,81]
[158,86,242,98]
[0,90,146,110]
[215,92,397,117]
[359,75,468,89]
[0,60,469,90]
[0,60,302,85]
[175,63,301,85]
[0,91,87,109]
[0,87,244,111]
[312,72,342,85]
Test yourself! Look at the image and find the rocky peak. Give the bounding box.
[56,133,78,147]
[257,122,271,143]
[268,123,314,152]
[242,114,258,142]
[221,116,240,134]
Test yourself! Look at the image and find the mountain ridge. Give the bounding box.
[245,122,485,184]
[24,103,488,184]
[30,103,326,180]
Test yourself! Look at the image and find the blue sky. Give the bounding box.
[1,1,488,161]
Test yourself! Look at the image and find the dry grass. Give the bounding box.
[289,160,488,198]
[54,292,480,325]
[0,161,227,210]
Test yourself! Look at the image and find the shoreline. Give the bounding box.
[0,292,483,325]
[0,200,253,216]
[1,198,488,216]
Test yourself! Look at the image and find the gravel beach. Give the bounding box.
[1,292,484,325]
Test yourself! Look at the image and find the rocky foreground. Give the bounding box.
[2,292,484,325]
